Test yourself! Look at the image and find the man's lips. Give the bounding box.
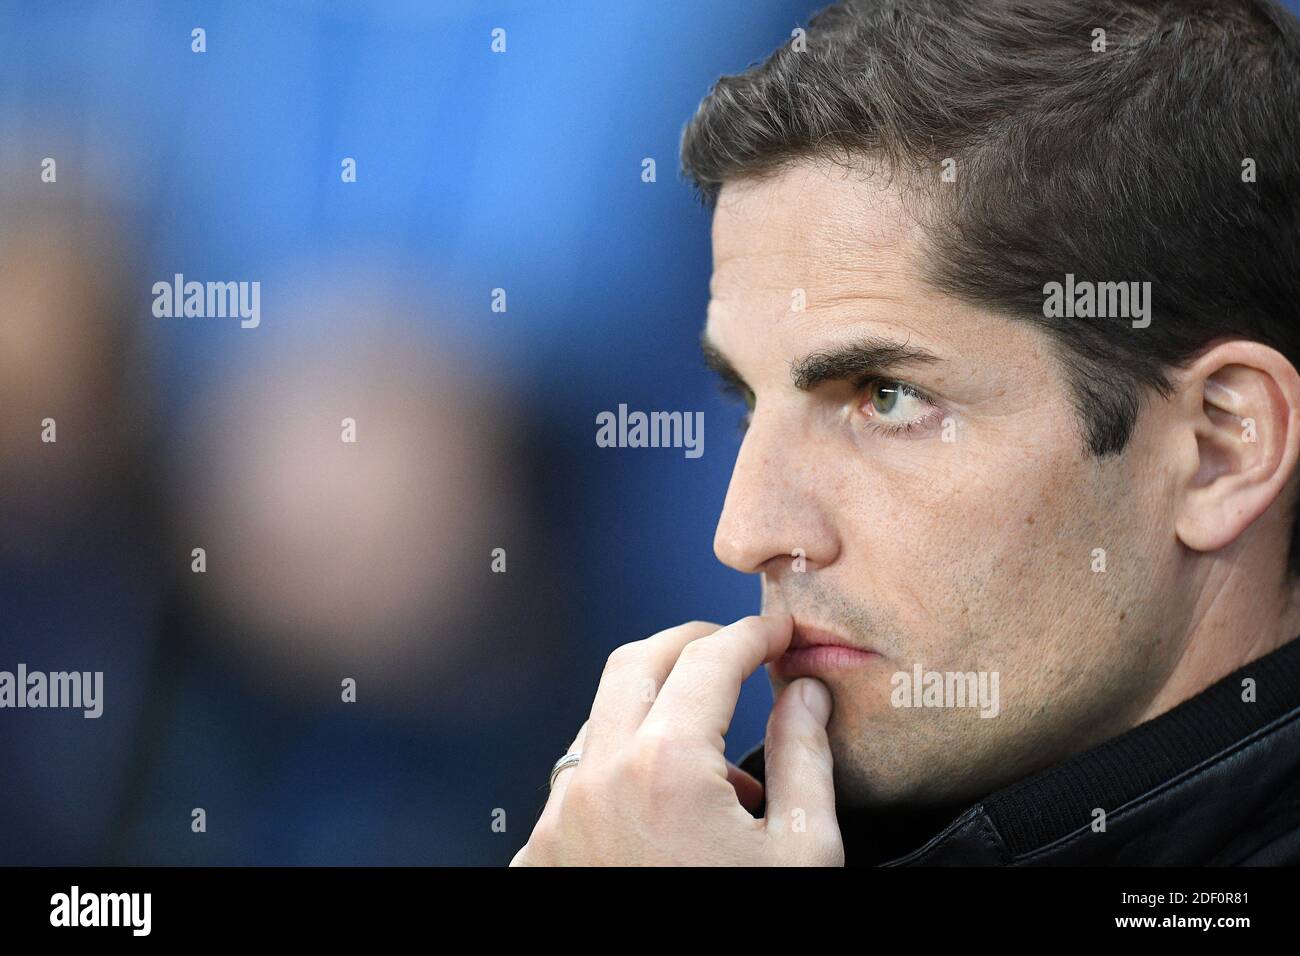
[772,622,880,678]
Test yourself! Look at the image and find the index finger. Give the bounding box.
[638,614,793,745]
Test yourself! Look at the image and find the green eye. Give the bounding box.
[859,378,938,436]
[869,382,900,415]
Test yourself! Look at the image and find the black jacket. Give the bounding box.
[738,635,1300,865]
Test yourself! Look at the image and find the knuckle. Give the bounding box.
[646,620,717,652]
[764,738,826,780]
[559,769,614,820]
[628,736,691,804]
[629,728,688,777]
[769,728,830,769]
[796,725,831,758]
[603,640,644,671]
[675,639,727,683]
[675,635,718,666]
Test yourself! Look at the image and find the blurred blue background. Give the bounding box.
[0,0,814,865]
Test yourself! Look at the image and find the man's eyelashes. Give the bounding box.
[717,376,940,439]
[717,379,755,436]
[855,377,942,436]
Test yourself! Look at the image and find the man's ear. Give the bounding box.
[1174,340,1300,555]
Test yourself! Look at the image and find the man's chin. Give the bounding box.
[828,757,972,812]
[765,667,983,807]
[820,710,989,810]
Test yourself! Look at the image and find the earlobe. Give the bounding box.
[1174,344,1300,556]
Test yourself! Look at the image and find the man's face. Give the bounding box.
[704,161,1188,808]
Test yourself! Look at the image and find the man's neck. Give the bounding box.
[1136,554,1300,725]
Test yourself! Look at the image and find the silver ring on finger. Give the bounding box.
[548,751,582,790]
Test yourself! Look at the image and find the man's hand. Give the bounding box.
[511,615,843,866]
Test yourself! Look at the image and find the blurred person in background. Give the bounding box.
[0,186,167,864]
[109,291,579,865]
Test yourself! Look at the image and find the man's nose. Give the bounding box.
[713,409,839,575]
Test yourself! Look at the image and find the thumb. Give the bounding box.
[762,678,843,864]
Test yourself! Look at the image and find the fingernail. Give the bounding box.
[798,678,832,723]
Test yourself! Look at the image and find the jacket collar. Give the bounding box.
[739,635,1300,865]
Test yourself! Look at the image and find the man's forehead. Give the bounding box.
[710,160,920,278]
[699,159,1050,396]
[707,162,928,333]
[702,165,1040,391]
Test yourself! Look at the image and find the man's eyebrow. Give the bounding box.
[700,332,750,392]
[700,332,942,393]
[789,337,941,391]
